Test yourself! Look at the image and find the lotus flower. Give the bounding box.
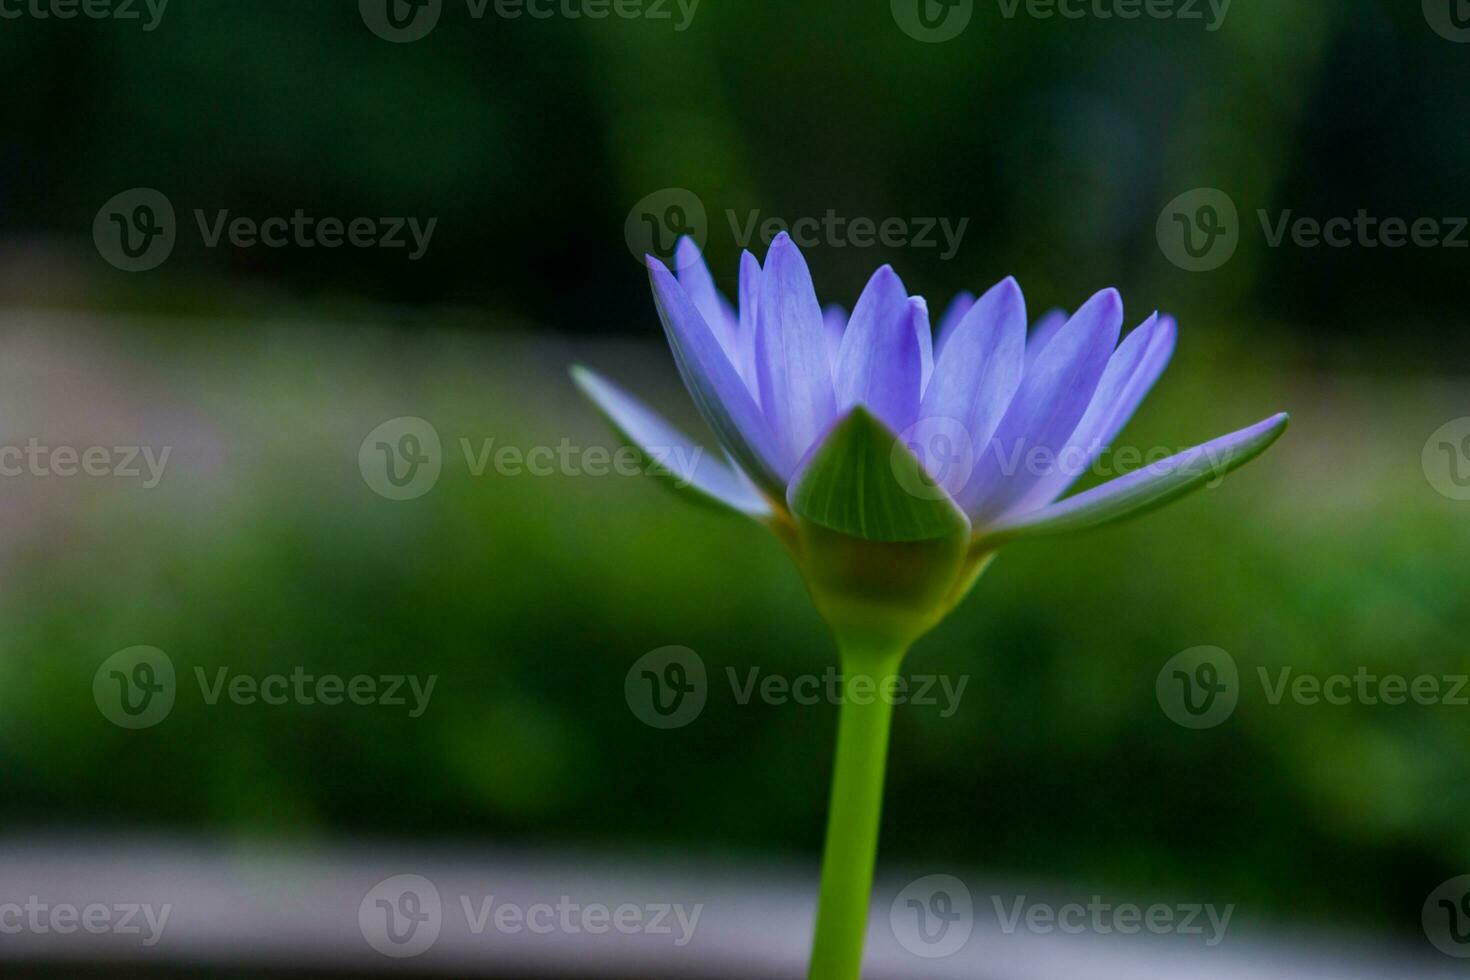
[572,230,1286,979]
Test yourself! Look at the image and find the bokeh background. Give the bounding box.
[1,0,1468,975]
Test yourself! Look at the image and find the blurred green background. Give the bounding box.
[0,0,1466,953]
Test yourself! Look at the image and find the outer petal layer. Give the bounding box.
[962,288,1123,520]
[647,256,789,493]
[981,412,1289,544]
[833,265,921,434]
[755,233,838,467]
[571,365,772,517]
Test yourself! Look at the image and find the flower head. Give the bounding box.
[574,233,1285,645]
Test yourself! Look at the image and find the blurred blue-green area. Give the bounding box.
[0,0,1466,954]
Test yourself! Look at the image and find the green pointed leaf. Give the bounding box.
[787,407,969,543]
[982,412,1288,545]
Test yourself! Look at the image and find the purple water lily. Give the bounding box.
[573,229,1285,980]
[574,231,1286,545]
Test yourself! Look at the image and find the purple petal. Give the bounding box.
[675,237,738,363]
[910,296,934,395]
[736,250,763,399]
[755,233,838,466]
[571,365,771,517]
[933,290,975,360]
[647,256,790,492]
[918,276,1027,496]
[1023,308,1068,372]
[822,303,847,376]
[983,412,1289,541]
[1003,312,1175,515]
[833,265,922,434]
[962,287,1124,520]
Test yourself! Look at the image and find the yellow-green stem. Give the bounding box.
[807,641,907,980]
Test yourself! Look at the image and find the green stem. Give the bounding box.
[807,640,907,980]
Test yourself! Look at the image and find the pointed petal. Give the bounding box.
[647,256,790,493]
[962,288,1123,520]
[755,232,838,465]
[822,303,847,375]
[737,250,763,398]
[1004,312,1175,515]
[981,413,1289,543]
[911,296,934,395]
[1023,308,1068,372]
[571,366,771,517]
[933,290,975,360]
[918,276,1027,504]
[833,265,921,434]
[675,237,738,348]
[787,406,969,543]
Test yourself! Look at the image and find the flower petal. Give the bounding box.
[833,265,921,434]
[911,296,934,395]
[918,277,1026,504]
[676,237,738,353]
[962,288,1123,520]
[933,290,975,360]
[737,250,763,398]
[755,232,838,466]
[822,303,847,376]
[1023,308,1068,372]
[571,365,772,517]
[981,412,1289,544]
[647,256,790,493]
[1003,312,1176,516]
